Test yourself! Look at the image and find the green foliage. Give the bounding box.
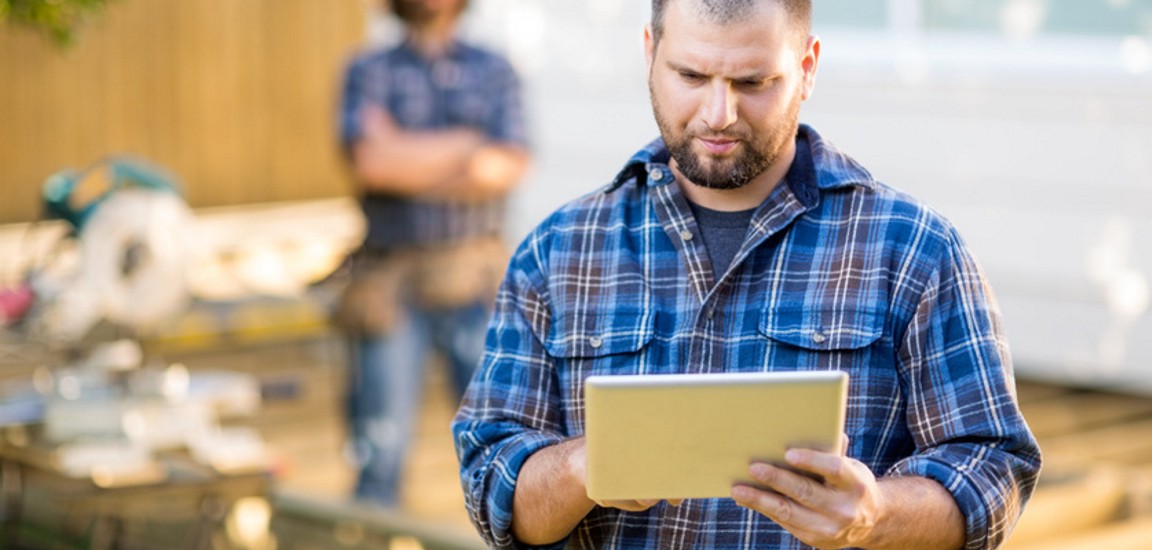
[0,0,116,46]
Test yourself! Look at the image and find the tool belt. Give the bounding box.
[329,236,509,336]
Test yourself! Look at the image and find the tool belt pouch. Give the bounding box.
[411,237,509,309]
[330,251,406,336]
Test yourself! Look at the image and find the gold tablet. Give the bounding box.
[584,370,848,501]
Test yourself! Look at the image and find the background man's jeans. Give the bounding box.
[346,298,489,507]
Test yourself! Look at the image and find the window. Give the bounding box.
[815,0,1152,38]
[926,0,1152,37]
[813,0,887,30]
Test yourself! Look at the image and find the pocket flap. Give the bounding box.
[544,312,655,358]
[760,306,882,351]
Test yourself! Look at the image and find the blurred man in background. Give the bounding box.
[453,0,1039,548]
[336,0,529,508]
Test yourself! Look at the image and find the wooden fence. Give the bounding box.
[0,0,367,224]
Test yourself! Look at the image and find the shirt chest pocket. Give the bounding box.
[445,88,492,128]
[543,312,655,369]
[758,305,884,370]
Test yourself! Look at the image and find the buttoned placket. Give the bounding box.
[648,165,732,375]
[704,199,811,327]
[645,163,714,303]
[640,163,706,538]
[647,164,816,375]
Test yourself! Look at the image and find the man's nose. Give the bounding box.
[702,81,737,131]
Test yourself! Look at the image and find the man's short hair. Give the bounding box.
[650,0,811,47]
[388,0,469,24]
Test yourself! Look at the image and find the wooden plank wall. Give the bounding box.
[0,0,367,224]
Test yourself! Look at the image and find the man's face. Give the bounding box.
[646,1,818,191]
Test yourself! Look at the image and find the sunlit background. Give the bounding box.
[1,0,1151,549]
[460,0,1152,392]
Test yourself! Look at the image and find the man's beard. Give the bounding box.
[650,84,801,191]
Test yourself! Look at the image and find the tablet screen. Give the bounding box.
[584,370,848,500]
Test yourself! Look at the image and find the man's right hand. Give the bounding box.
[594,498,684,512]
[565,438,683,512]
[512,437,682,545]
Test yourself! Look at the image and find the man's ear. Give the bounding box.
[800,35,821,101]
[644,24,656,70]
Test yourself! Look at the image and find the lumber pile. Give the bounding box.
[1004,381,1152,549]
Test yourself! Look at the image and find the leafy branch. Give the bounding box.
[0,0,117,47]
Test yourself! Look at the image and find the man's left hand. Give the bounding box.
[731,448,881,549]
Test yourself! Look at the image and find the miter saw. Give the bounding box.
[2,157,267,483]
[31,156,194,343]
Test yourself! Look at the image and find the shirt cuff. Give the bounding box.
[465,430,568,549]
[887,454,993,550]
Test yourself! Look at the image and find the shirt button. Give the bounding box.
[812,331,827,344]
[707,308,716,319]
[649,168,665,181]
[679,230,694,241]
[589,336,603,348]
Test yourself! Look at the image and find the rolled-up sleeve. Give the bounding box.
[338,55,368,151]
[891,226,1042,550]
[452,234,568,549]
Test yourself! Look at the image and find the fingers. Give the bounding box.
[732,454,882,549]
[593,499,658,512]
[731,482,822,529]
[746,460,830,510]
[739,450,868,512]
[594,498,683,512]
[785,447,876,493]
[731,462,841,545]
[783,448,847,488]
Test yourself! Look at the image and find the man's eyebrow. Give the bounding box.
[664,60,771,82]
[665,60,702,74]
[733,73,769,82]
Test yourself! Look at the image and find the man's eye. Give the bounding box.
[679,72,704,82]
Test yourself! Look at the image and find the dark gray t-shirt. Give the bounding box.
[686,201,756,278]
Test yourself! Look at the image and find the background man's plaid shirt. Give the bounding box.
[453,125,1041,550]
[339,39,528,250]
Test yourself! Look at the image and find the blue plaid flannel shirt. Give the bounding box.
[453,125,1041,550]
[339,39,528,250]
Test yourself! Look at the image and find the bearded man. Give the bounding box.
[452,0,1040,548]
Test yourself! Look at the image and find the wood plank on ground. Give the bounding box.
[1015,380,1074,405]
[1002,466,1129,548]
[1006,516,1152,550]
[1038,419,1152,470]
[1020,391,1152,439]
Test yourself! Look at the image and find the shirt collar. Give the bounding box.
[608,137,671,191]
[607,124,876,197]
[804,124,876,192]
[396,36,464,63]
[785,127,818,208]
